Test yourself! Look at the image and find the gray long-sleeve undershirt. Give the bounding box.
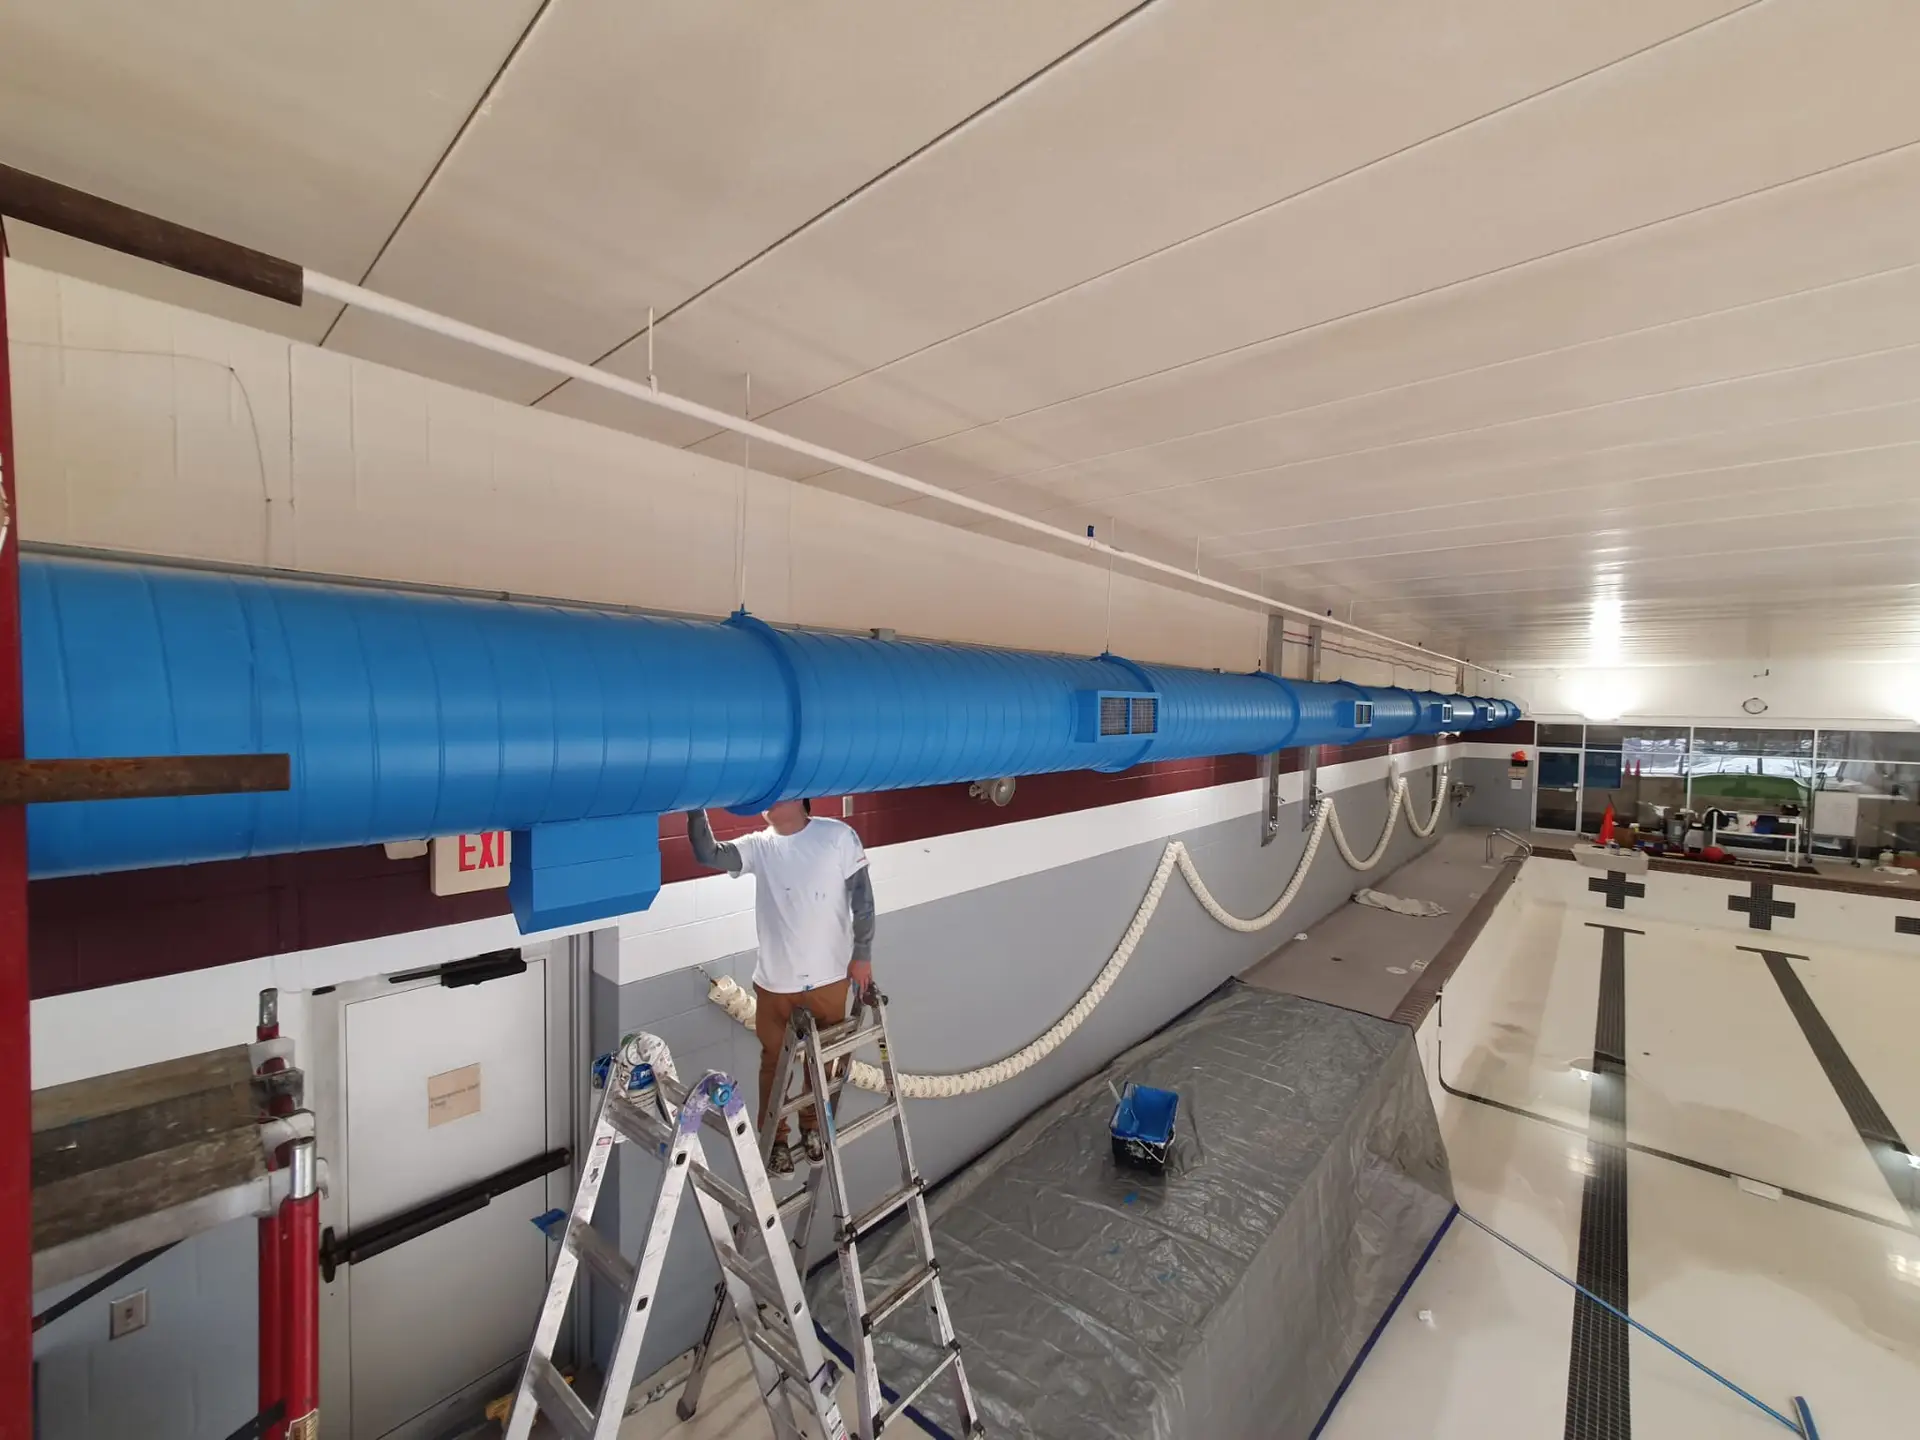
[687,809,874,963]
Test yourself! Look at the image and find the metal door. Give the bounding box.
[1534,748,1581,831]
[339,961,552,1437]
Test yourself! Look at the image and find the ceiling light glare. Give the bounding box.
[1586,590,1625,667]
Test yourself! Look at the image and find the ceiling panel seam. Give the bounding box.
[526,0,1165,410]
[860,135,1920,506]
[920,254,1920,503]
[962,358,1920,545]
[316,0,560,350]
[1208,437,1920,556]
[1010,331,1920,516]
[1244,494,1920,570]
[679,0,1770,456]
[1290,533,1920,592]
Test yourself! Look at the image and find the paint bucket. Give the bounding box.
[1110,1082,1179,1174]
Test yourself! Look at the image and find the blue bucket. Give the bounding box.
[1110,1082,1179,1173]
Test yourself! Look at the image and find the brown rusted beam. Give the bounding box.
[0,164,303,306]
[0,754,290,805]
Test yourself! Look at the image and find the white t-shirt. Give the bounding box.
[734,817,869,993]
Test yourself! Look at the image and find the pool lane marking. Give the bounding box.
[1738,945,1920,1230]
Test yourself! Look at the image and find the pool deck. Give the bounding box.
[1240,825,1516,1022]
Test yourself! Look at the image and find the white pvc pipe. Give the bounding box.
[302,269,1505,678]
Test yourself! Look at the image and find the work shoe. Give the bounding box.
[768,1139,795,1175]
[803,1129,827,1165]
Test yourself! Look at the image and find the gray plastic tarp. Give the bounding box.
[809,981,1453,1439]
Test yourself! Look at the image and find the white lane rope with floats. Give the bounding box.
[706,769,1450,1099]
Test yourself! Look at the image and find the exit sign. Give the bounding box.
[431,831,512,896]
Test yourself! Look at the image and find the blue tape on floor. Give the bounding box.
[1456,1209,1802,1435]
[1307,1203,1460,1439]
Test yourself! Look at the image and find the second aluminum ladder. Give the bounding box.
[680,988,985,1437]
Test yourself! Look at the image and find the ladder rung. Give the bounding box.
[862,1262,939,1335]
[875,1345,962,1435]
[604,1093,667,1150]
[844,1179,921,1243]
[688,1165,757,1226]
[567,1221,634,1295]
[778,1082,850,1123]
[778,1186,813,1221]
[745,1322,809,1382]
[714,1242,790,1317]
[527,1352,594,1440]
[814,1014,862,1048]
[834,1099,900,1150]
[814,1020,872,1066]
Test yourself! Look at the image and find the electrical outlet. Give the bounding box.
[108,1290,148,1339]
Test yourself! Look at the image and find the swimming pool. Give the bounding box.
[1331,850,1920,1439]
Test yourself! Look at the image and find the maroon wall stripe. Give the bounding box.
[1477,720,1536,746]
[28,735,1457,998]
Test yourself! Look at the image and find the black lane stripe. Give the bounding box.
[1431,1037,1914,1236]
[1741,945,1920,1229]
[1567,923,1636,1440]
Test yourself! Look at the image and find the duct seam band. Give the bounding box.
[707,768,1451,1098]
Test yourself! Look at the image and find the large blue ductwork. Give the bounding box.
[20,557,1518,930]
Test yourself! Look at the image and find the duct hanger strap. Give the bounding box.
[710,769,1451,1098]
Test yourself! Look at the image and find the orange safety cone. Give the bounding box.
[1596,802,1616,846]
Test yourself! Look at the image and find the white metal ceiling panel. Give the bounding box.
[968,261,1920,544]
[329,0,1140,408]
[1146,344,1920,536]
[0,0,544,340]
[734,0,1919,477]
[621,0,1743,437]
[886,141,1920,504]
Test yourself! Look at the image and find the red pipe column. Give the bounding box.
[280,1137,320,1439]
[256,989,287,1440]
[0,242,33,1439]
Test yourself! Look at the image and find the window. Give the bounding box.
[1693,727,1814,757]
[1817,731,1920,765]
[1809,731,1920,858]
[1528,722,1920,854]
[1580,726,1689,833]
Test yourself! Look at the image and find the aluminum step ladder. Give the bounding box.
[505,1039,849,1440]
[680,990,984,1438]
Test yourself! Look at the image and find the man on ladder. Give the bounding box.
[688,799,876,1174]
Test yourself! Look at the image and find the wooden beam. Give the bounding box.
[0,754,290,806]
[0,164,303,306]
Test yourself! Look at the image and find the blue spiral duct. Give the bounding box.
[20,556,1515,930]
